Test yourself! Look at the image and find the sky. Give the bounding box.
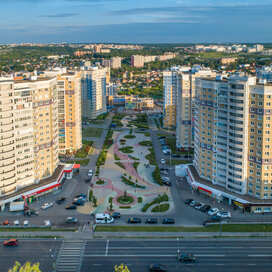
[0,0,271,43]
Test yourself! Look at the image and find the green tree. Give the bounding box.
[114,264,130,272]
[8,261,41,272]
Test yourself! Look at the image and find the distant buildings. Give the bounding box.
[193,44,264,53]
[131,55,145,67]
[110,57,122,69]
[221,57,237,65]
[131,53,176,67]
[81,66,107,119]
[256,66,272,83]
[190,75,272,211]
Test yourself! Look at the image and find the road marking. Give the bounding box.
[105,240,109,256]
[248,255,272,257]
[84,254,225,257]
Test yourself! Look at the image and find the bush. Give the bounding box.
[141,194,169,212]
[89,189,93,201]
[119,206,131,209]
[115,162,126,169]
[124,135,136,139]
[121,175,145,189]
[138,197,143,203]
[138,141,152,147]
[145,148,156,165]
[96,179,105,185]
[119,146,134,154]
[152,165,163,186]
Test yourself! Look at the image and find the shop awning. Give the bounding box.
[73,164,81,169]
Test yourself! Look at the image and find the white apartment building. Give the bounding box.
[110,57,122,69]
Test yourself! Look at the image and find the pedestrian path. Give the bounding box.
[56,240,86,272]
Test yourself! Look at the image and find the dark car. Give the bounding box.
[184,154,192,158]
[200,205,211,212]
[149,264,167,272]
[23,209,38,216]
[65,204,77,210]
[178,253,196,263]
[85,178,92,183]
[184,199,193,205]
[3,239,18,247]
[66,217,78,223]
[111,212,121,219]
[158,136,166,139]
[145,218,158,224]
[211,215,222,222]
[162,180,172,186]
[75,194,87,198]
[127,218,141,224]
[56,197,66,204]
[171,154,181,158]
[72,199,85,206]
[162,218,175,224]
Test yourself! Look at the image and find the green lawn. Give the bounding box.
[74,142,94,158]
[66,159,90,166]
[145,148,156,165]
[166,159,191,165]
[138,141,152,147]
[166,138,194,155]
[95,224,272,233]
[82,128,103,138]
[119,146,134,154]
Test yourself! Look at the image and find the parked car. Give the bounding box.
[161,159,165,164]
[111,212,121,219]
[200,205,211,212]
[41,202,53,210]
[65,204,77,210]
[216,211,231,218]
[211,215,222,222]
[44,220,51,226]
[3,220,10,226]
[85,178,92,183]
[160,168,168,174]
[178,253,196,263]
[127,218,141,224]
[208,208,219,216]
[75,194,87,199]
[189,200,197,207]
[66,217,78,223]
[24,209,38,216]
[72,199,85,206]
[88,169,93,177]
[145,218,158,224]
[13,220,20,226]
[194,203,204,210]
[184,199,193,205]
[162,180,172,186]
[23,221,29,227]
[158,136,166,139]
[56,197,66,204]
[3,239,18,247]
[161,176,170,182]
[162,218,175,224]
[171,154,181,158]
[149,264,167,272]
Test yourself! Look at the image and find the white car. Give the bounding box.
[88,169,93,177]
[162,176,170,182]
[161,159,165,164]
[216,211,231,218]
[23,220,29,227]
[13,220,20,226]
[208,208,219,216]
[189,200,197,207]
[44,220,51,226]
[41,202,53,210]
[194,203,204,210]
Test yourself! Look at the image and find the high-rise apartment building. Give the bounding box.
[110,57,122,69]
[0,76,60,197]
[176,67,215,149]
[131,55,145,67]
[191,75,272,208]
[42,68,82,155]
[81,66,107,119]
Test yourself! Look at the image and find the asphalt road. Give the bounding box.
[82,239,272,272]
[0,239,61,272]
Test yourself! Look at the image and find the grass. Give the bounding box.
[82,128,103,138]
[121,175,145,189]
[89,189,93,201]
[74,142,94,158]
[138,197,143,203]
[117,195,134,204]
[0,227,76,232]
[165,138,194,155]
[133,162,140,171]
[124,135,136,139]
[96,179,105,185]
[141,194,168,212]
[112,113,126,127]
[67,159,90,166]
[114,154,121,161]
[119,206,131,209]
[166,159,191,165]
[138,141,152,147]
[135,132,150,137]
[115,162,126,170]
[151,203,170,212]
[95,224,272,233]
[119,146,134,154]
[145,148,156,165]
[152,166,163,186]
[128,155,139,161]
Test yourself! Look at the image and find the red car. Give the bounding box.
[3,239,18,246]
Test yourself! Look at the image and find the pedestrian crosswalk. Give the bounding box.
[56,240,86,272]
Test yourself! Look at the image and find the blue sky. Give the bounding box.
[0,0,271,43]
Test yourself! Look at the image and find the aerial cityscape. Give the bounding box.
[1,0,272,272]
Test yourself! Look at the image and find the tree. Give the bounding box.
[123,190,127,201]
[114,264,130,272]
[8,261,41,272]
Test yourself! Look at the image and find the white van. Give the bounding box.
[95,213,114,224]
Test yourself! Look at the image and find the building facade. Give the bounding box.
[111,57,122,69]
[193,75,272,205]
[81,67,107,119]
[131,55,145,67]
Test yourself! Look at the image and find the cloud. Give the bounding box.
[41,13,81,18]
